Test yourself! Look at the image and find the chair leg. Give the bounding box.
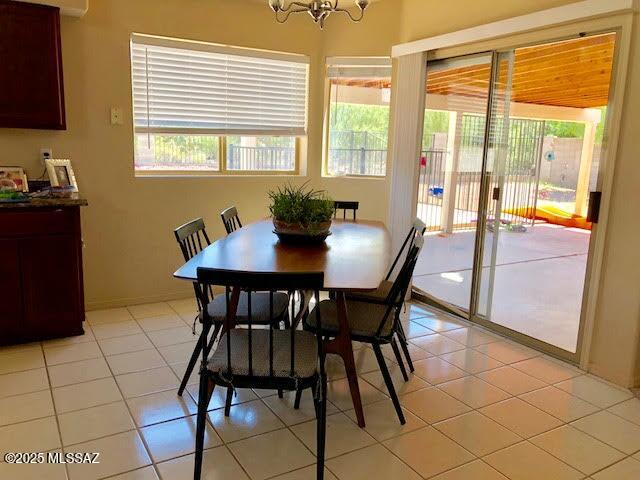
[294,387,303,410]
[397,329,415,373]
[194,375,211,480]
[224,387,233,417]
[311,382,319,419]
[372,343,405,425]
[316,374,327,480]
[178,323,211,396]
[203,323,222,357]
[391,338,409,382]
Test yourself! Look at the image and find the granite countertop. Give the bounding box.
[0,195,88,209]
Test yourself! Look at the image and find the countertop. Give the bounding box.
[0,195,88,209]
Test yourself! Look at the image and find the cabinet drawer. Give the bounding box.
[0,208,79,237]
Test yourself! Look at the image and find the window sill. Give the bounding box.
[321,174,387,180]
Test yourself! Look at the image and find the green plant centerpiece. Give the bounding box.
[269,182,334,244]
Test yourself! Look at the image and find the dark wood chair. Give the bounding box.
[334,200,359,220]
[173,218,290,401]
[346,217,427,377]
[220,206,242,234]
[304,236,423,424]
[194,270,328,480]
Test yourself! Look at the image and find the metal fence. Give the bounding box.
[327,131,388,176]
[417,115,546,232]
[135,134,220,170]
[227,145,295,171]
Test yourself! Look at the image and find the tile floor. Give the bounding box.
[1,299,639,480]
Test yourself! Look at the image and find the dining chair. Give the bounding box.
[303,236,424,424]
[194,270,328,480]
[220,206,242,234]
[334,200,359,220]
[173,218,290,402]
[346,217,427,376]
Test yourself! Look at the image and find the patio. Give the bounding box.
[413,223,591,352]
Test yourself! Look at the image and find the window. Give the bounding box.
[325,57,392,177]
[130,34,308,174]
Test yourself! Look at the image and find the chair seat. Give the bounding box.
[207,329,318,379]
[345,280,393,303]
[202,291,289,325]
[305,299,395,338]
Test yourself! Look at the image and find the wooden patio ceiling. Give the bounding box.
[332,33,615,109]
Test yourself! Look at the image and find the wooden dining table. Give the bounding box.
[173,218,391,428]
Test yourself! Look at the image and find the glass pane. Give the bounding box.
[226,136,296,171]
[413,53,494,312]
[327,79,390,176]
[477,34,616,353]
[134,134,220,171]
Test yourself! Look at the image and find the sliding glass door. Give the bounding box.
[415,32,617,360]
[413,53,493,312]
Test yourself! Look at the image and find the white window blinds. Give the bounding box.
[131,34,309,136]
[326,57,392,79]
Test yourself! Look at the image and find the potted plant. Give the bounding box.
[269,182,334,243]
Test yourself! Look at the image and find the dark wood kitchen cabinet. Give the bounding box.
[0,1,66,129]
[0,200,88,345]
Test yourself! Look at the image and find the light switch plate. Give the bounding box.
[110,107,124,125]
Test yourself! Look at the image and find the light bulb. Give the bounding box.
[269,0,284,12]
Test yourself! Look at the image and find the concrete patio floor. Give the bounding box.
[413,223,591,352]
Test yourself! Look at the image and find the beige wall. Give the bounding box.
[0,0,397,309]
[397,0,640,388]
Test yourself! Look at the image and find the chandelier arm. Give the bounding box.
[275,7,311,23]
[337,7,365,22]
[280,1,314,12]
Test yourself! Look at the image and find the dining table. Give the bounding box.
[173,218,391,428]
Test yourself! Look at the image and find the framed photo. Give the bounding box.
[46,159,78,192]
[0,166,29,192]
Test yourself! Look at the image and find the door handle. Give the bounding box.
[587,191,602,223]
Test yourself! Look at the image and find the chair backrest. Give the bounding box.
[374,235,424,338]
[174,218,212,311]
[174,218,211,262]
[334,200,359,220]
[197,269,325,382]
[220,206,242,234]
[385,217,427,281]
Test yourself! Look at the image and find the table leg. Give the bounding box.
[324,291,365,428]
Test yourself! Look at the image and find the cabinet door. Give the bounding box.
[20,235,83,340]
[0,239,23,343]
[0,1,65,129]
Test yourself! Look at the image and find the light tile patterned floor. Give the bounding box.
[0,300,638,480]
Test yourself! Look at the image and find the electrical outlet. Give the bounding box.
[110,107,124,125]
[40,148,52,164]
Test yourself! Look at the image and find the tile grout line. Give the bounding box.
[39,340,72,480]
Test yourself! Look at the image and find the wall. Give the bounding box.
[0,0,399,309]
[397,0,640,387]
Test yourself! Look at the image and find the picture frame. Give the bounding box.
[45,158,78,192]
[0,166,29,192]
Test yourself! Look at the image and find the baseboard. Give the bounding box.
[85,289,192,311]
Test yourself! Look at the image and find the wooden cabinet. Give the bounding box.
[0,1,66,129]
[0,205,85,345]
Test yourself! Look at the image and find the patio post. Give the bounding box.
[441,111,463,233]
[574,120,598,217]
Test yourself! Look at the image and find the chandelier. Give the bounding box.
[268,1,370,29]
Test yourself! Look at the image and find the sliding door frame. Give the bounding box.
[409,13,633,368]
